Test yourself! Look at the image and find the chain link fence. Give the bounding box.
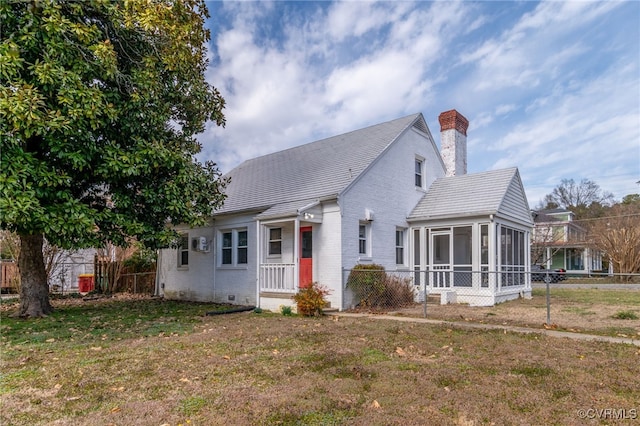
[343,268,640,335]
[118,272,156,294]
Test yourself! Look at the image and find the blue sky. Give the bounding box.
[199,0,640,206]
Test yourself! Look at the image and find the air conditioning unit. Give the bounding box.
[191,236,210,253]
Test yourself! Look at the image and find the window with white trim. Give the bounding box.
[415,157,424,188]
[268,228,282,256]
[178,233,189,268]
[359,222,371,256]
[220,228,248,266]
[396,228,406,265]
[237,230,248,264]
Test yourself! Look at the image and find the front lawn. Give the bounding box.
[1,295,639,425]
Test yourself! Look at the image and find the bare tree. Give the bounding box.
[0,231,20,260]
[587,204,640,279]
[95,243,137,293]
[541,179,614,219]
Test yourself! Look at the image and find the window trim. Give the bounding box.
[221,231,233,265]
[178,232,189,269]
[358,222,371,259]
[268,227,282,257]
[415,157,424,188]
[218,228,248,268]
[237,230,248,265]
[396,228,406,266]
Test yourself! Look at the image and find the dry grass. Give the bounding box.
[1,295,640,425]
[379,288,640,339]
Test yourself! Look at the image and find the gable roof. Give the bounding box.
[215,113,429,216]
[408,167,533,226]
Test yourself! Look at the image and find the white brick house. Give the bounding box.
[157,111,534,308]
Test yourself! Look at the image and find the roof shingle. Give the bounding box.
[215,113,423,215]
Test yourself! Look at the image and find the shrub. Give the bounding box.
[280,305,293,316]
[377,274,415,308]
[293,282,331,317]
[347,265,416,309]
[346,264,386,307]
[612,310,638,320]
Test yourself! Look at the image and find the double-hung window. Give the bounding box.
[178,233,189,268]
[237,230,248,264]
[396,229,406,265]
[220,228,248,266]
[359,223,371,257]
[415,157,424,188]
[268,228,282,256]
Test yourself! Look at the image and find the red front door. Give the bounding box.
[299,227,313,288]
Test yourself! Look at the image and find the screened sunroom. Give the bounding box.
[407,168,534,306]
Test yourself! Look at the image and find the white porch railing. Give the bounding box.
[260,263,296,293]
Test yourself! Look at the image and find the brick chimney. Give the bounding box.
[439,109,469,177]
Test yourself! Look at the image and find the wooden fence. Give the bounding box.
[1,260,19,293]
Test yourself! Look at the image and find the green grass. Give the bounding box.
[0,296,235,353]
[612,310,639,320]
[561,307,596,316]
[2,297,640,426]
[531,288,640,305]
[178,396,208,416]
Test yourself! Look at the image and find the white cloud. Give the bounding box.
[199,0,639,205]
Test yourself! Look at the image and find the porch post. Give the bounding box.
[294,218,300,291]
[525,230,531,290]
[256,219,261,307]
[494,222,501,292]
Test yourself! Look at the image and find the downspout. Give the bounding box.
[337,193,344,311]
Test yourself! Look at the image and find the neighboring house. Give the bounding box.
[48,248,97,292]
[157,110,534,308]
[531,208,603,273]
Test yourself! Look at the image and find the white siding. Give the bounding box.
[159,224,216,302]
[314,202,343,309]
[212,215,257,305]
[341,128,446,272]
[498,174,533,226]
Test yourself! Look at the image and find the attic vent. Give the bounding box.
[412,119,429,134]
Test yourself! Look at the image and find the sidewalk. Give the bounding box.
[329,312,640,347]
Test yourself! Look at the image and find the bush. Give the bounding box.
[378,275,415,308]
[347,264,415,309]
[293,282,331,317]
[346,264,386,307]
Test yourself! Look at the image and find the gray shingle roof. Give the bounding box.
[408,167,531,223]
[215,113,424,215]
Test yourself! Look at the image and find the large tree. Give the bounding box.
[0,0,227,317]
[539,178,614,219]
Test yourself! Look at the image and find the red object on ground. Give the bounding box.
[78,274,95,292]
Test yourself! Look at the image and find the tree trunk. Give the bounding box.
[16,233,53,317]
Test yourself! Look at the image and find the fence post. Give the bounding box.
[134,273,137,294]
[422,271,427,318]
[545,274,551,325]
